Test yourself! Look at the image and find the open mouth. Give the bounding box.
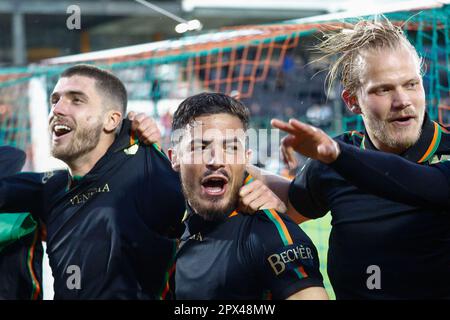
[52,124,73,138]
[389,115,416,126]
[201,175,229,196]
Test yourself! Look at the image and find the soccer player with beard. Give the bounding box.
[169,92,328,300]
[0,65,185,299]
[247,19,450,299]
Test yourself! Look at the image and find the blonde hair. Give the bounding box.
[316,17,423,97]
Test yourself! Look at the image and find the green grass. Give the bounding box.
[300,213,335,300]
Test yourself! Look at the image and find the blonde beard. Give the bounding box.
[364,114,423,153]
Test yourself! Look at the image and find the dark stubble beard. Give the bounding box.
[51,117,103,163]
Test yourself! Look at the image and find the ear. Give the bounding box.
[341,90,362,115]
[104,110,123,133]
[168,148,180,172]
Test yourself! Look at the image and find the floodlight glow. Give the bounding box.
[175,19,203,33]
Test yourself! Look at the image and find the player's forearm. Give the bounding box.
[330,141,450,210]
[246,165,291,204]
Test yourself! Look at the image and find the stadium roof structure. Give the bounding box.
[40,0,448,65]
[0,0,448,90]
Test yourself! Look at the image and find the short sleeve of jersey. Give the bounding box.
[288,159,329,219]
[140,144,186,237]
[247,210,324,299]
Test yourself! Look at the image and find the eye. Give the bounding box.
[50,96,59,105]
[405,81,418,89]
[375,87,390,95]
[73,97,82,104]
[225,144,238,152]
[192,143,206,151]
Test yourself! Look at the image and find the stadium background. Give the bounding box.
[0,0,449,299]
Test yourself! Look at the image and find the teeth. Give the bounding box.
[54,125,72,133]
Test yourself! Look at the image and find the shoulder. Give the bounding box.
[138,142,172,166]
[430,123,450,162]
[0,146,26,161]
[15,170,68,185]
[437,123,450,152]
[0,146,26,177]
[335,130,364,148]
[239,210,322,290]
[242,209,314,248]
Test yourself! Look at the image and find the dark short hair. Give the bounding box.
[171,92,250,134]
[60,64,127,114]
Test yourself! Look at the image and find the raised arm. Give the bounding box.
[272,118,450,210]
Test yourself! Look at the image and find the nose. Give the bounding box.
[51,97,69,117]
[392,87,412,110]
[205,144,225,169]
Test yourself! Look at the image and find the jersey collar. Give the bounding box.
[362,113,442,163]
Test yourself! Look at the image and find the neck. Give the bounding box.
[371,139,407,154]
[67,135,115,177]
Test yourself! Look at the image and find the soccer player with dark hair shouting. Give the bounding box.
[168,92,328,300]
[0,65,185,299]
[0,146,43,300]
[247,18,450,299]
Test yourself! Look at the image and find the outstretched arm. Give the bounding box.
[272,118,450,210]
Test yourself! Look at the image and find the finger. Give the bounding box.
[247,195,274,211]
[131,113,146,131]
[284,146,298,169]
[135,118,156,135]
[135,124,151,137]
[288,119,317,137]
[141,133,161,146]
[138,116,157,128]
[240,185,266,207]
[133,113,148,124]
[271,119,298,136]
[239,180,262,198]
[280,144,290,167]
[237,201,256,214]
[127,111,136,120]
[133,113,156,133]
[281,136,298,169]
[240,185,264,205]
